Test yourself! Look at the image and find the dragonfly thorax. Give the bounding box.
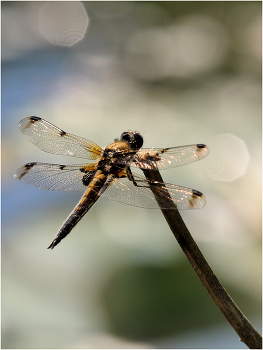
[96,141,132,173]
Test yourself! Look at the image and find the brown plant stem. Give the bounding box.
[143,168,262,349]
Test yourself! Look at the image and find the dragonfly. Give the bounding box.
[14,116,209,249]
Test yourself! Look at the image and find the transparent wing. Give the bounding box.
[18,116,102,159]
[14,162,97,191]
[102,173,206,209]
[125,144,210,170]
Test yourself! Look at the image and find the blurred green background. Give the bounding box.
[2,1,261,348]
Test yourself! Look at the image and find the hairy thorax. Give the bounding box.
[97,141,133,176]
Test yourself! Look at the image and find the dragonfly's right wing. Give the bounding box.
[18,117,102,159]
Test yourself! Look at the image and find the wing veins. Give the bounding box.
[14,162,96,191]
[19,117,102,159]
[102,172,206,209]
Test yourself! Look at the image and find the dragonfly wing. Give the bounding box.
[129,144,209,170]
[14,162,97,191]
[101,173,206,209]
[19,117,102,159]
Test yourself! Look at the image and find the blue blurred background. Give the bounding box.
[2,1,261,348]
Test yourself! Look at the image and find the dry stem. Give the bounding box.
[143,168,262,349]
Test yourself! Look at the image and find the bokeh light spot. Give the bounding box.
[204,134,250,181]
[39,1,88,46]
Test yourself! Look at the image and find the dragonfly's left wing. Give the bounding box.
[125,144,209,170]
[18,117,102,159]
[14,162,97,191]
[102,173,206,209]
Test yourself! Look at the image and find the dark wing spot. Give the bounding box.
[197,144,206,148]
[192,189,203,197]
[188,189,203,208]
[16,162,37,180]
[59,165,66,170]
[25,162,37,169]
[29,116,42,122]
[60,130,66,137]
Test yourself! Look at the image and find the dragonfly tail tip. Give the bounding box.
[47,242,55,249]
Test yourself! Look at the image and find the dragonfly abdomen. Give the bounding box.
[47,196,97,249]
[48,171,107,249]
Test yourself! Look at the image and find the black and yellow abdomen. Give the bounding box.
[48,170,108,249]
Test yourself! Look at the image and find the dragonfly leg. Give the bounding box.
[126,167,149,188]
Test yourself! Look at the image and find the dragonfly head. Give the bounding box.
[120,130,143,150]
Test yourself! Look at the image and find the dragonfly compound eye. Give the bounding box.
[120,130,143,150]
